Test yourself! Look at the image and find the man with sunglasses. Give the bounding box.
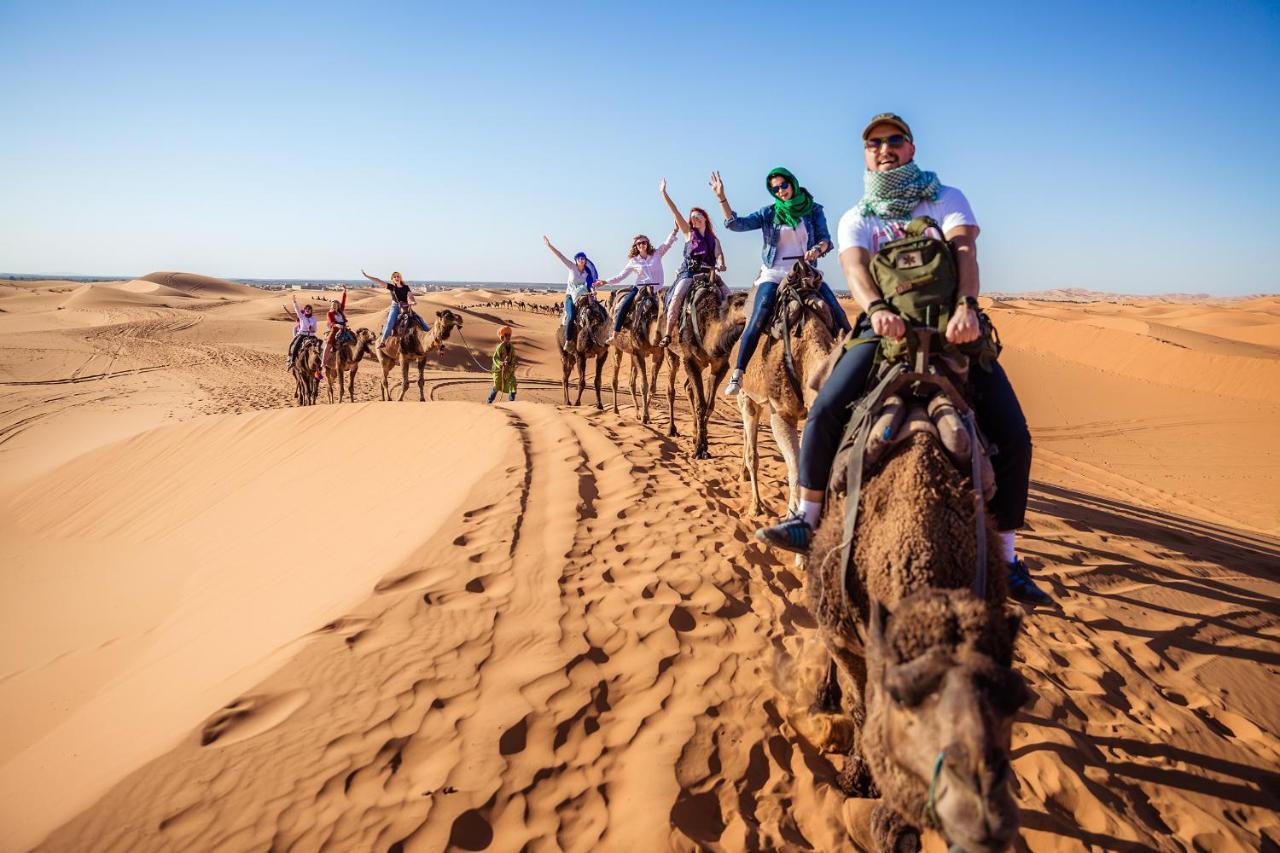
[755,113,1051,605]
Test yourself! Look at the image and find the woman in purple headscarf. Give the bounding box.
[658,178,727,348]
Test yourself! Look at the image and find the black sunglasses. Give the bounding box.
[769,179,791,195]
[866,134,908,150]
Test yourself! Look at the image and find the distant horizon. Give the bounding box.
[3,271,1273,300]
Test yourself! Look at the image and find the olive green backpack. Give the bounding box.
[866,216,1001,370]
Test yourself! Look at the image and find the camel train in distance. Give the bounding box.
[294,266,1032,852]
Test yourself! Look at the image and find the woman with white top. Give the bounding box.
[543,235,600,352]
[598,226,679,336]
[713,167,852,396]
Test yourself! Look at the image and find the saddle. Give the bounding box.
[572,296,608,344]
[765,261,837,343]
[336,328,356,346]
[828,328,996,609]
[678,271,725,345]
[627,287,658,339]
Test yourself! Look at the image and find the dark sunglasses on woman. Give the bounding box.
[770,180,791,195]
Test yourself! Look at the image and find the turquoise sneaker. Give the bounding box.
[1008,558,1052,605]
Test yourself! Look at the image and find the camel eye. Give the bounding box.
[887,669,944,708]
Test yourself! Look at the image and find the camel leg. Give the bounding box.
[628,355,640,415]
[685,358,709,459]
[574,354,586,406]
[417,359,426,402]
[706,361,730,417]
[740,394,763,514]
[666,355,679,437]
[348,365,357,402]
[380,358,392,401]
[562,357,571,406]
[398,357,410,401]
[637,354,650,424]
[813,656,843,713]
[611,349,622,415]
[769,410,801,514]
[593,354,605,410]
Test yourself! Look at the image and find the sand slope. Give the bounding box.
[0,284,1277,851]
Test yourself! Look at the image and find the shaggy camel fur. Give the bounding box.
[805,433,1027,852]
[291,338,322,406]
[739,266,841,514]
[665,278,747,458]
[557,294,609,409]
[324,328,376,403]
[378,309,463,402]
[609,286,666,424]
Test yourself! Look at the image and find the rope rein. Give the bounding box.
[922,748,947,826]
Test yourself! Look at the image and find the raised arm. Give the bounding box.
[289,293,301,318]
[361,269,389,288]
[660,178,690,237]
[340,285,347,310]
[655,226,679,258]
[543,235,575,270]
[710,171,735,223]
[600,262,637,288]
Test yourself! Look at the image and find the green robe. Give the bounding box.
[491,341,517,393]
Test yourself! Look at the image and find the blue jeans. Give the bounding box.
[613,286,642,332]
[564,295,576,332]
[383,303,430,338]
[735,281,852,373]
[796,323,1032,531]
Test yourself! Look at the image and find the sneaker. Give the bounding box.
[755,512,813,555]
[659,334,671,348]
[724,372,742,397]
[1007,559,1052,605]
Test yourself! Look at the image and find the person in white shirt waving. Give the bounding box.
[543,235,600,352]
[598,227,679,337]
[754,112,1050,605]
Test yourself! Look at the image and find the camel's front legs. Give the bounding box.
[685,358,709,459]
[347,366,357,402]
[740,394,763,514]
[769,411,801,513]
[417,360,426,402]
[397,357,410,401]
[636,355,650,424]
[665,355,679,437]
[592,354,605,410]
[611,349,622,414]
[573,354,587,406]
[561,359,572,406]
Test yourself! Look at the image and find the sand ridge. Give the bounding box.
[0,281,1277,850]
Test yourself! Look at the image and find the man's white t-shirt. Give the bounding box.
[836,185,978,256]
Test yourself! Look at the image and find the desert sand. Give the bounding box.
[0,274,1277,851]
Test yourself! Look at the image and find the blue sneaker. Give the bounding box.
[756,513,813,555]
[1008,558,1052,605]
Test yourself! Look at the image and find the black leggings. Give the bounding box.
[797,327,1033,531]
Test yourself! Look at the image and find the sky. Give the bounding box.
[1,0,1278,295]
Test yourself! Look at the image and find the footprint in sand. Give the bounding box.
[199,689,310,748]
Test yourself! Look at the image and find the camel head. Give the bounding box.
[864,589,1028,852]
[434,309,463,341]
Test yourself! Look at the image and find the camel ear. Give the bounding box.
[436,310,445,317]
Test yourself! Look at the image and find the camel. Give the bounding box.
[378,309,463,402]
[608,286,666,424]
[739,262,843,515]
[664,274,747,458]
[801,359,1027,850]
[556,294,609,409]
[324,327,377,403]
[290,338,322,406]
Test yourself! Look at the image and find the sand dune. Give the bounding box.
[139,271,262,299]
[0,282,1277,851]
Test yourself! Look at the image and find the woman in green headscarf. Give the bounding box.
[712,167,851,395]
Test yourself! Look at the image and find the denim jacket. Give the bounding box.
[724,203,833,267]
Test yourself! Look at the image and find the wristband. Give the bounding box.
[962,295,979,310]
[866,299,890,316]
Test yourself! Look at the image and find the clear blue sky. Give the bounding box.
[2,0,1277,294]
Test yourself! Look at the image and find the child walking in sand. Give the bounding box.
[487,326,517,403]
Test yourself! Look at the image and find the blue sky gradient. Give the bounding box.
[2,0,1277,294]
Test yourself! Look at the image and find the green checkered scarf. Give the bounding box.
[858,162,940,219]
